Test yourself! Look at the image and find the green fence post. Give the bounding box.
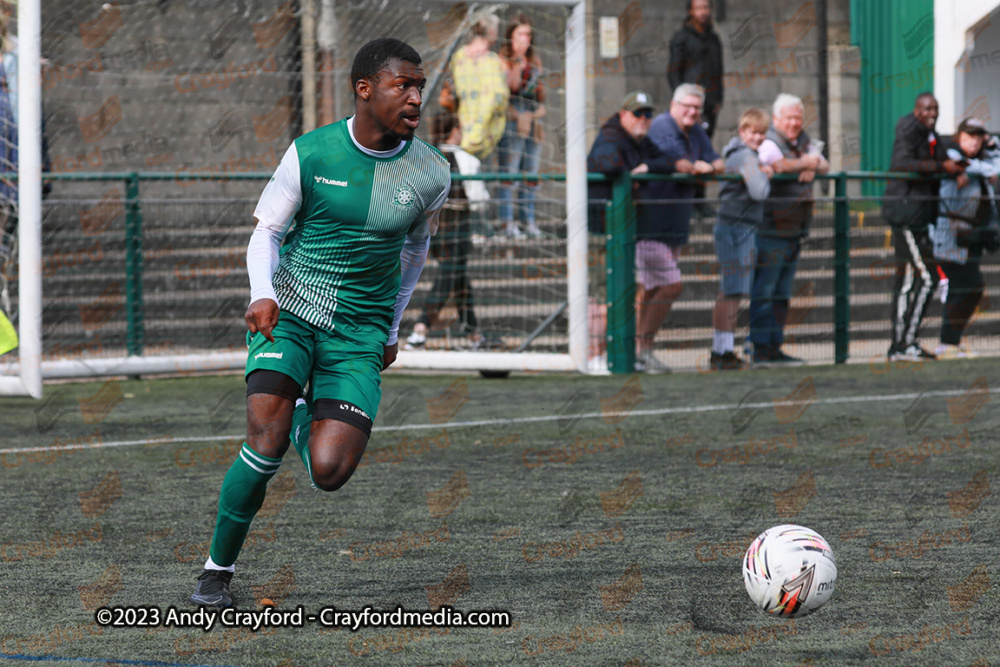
[124,172,144,357]
[606,172,636,374]
[834,172,850,363]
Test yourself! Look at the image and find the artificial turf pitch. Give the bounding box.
[1,358,998,666]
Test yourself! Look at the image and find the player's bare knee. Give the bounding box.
[245,394,294,458]
[246,423,292,459]
[309,426,367,492]
[311,457,360,492]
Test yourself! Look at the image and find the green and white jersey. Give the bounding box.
[250,117,450,342]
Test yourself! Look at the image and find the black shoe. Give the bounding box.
[751,344,775,367]
[191,569,233,607]
[889,343,936,361]
[710,351,747,371]
[472,334,506,351]
[768,349,805,366]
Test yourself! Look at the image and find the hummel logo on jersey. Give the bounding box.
[315,175,348,187]
[254,352,283,360]
[392,185,417,208]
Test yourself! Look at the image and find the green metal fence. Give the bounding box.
[9,170,997,373]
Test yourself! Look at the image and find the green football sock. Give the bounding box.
[291,400,317,487]
[208,444,282,567]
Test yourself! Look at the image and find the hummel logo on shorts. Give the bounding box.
[314,175,348,187]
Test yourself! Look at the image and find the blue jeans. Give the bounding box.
[497,129,542,224]
[749,235,801,350]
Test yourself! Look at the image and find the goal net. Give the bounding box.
[0,0,588,391]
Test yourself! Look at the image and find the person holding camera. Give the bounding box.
[929,118,1000,358]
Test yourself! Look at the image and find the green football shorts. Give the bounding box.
[244,310,383,420]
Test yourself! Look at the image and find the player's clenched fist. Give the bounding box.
[245,299,279,342]
[381,342,398,371]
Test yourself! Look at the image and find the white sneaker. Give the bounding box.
[935,343,977,359]
[405,329,427,350]
[959,342,978,358]
[635,351,670,375]
[525,221,543,238]
[504,222,525,238]
[587,355,611,375]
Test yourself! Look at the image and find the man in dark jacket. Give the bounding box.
[883,92,967,361]
[639,84,722,373]
[667,0,723,137]
[586,91,682,373]
[667,0,723,220]
[587,90,678,232]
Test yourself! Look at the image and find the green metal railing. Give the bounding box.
[28,170,945,368]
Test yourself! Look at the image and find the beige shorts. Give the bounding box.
[635,239,682,288]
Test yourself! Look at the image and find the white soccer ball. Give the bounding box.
[743,524,837,618]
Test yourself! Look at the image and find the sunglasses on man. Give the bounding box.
[631,109,653,119]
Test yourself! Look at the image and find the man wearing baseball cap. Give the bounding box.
[588,91,675,230]
[586,91,683,372]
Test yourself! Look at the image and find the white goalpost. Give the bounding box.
[399,0,588,374]
[0,0,589,391]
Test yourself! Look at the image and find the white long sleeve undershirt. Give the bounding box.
[388,234,431,345]
[246,225,283,306]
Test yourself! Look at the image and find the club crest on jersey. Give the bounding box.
[392,185,417,208]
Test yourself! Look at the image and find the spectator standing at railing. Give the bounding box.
[929,118,1000,359]
[709,108,773,371]
[667,0,723,219]
[748,93,828,366]
[883,93,967,362]
[585,91,677,373]
[642,83,723,374]
[406,112,485,351]
[497,13,546,238]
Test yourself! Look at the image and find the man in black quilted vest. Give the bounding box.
[748,94,828,366]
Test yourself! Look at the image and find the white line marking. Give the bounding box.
[2,387,982,456]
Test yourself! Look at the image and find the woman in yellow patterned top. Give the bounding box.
[447,15,508,162]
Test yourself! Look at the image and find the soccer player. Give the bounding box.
[190,38,450,607]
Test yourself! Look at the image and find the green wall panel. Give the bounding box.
[850,0,935,194]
